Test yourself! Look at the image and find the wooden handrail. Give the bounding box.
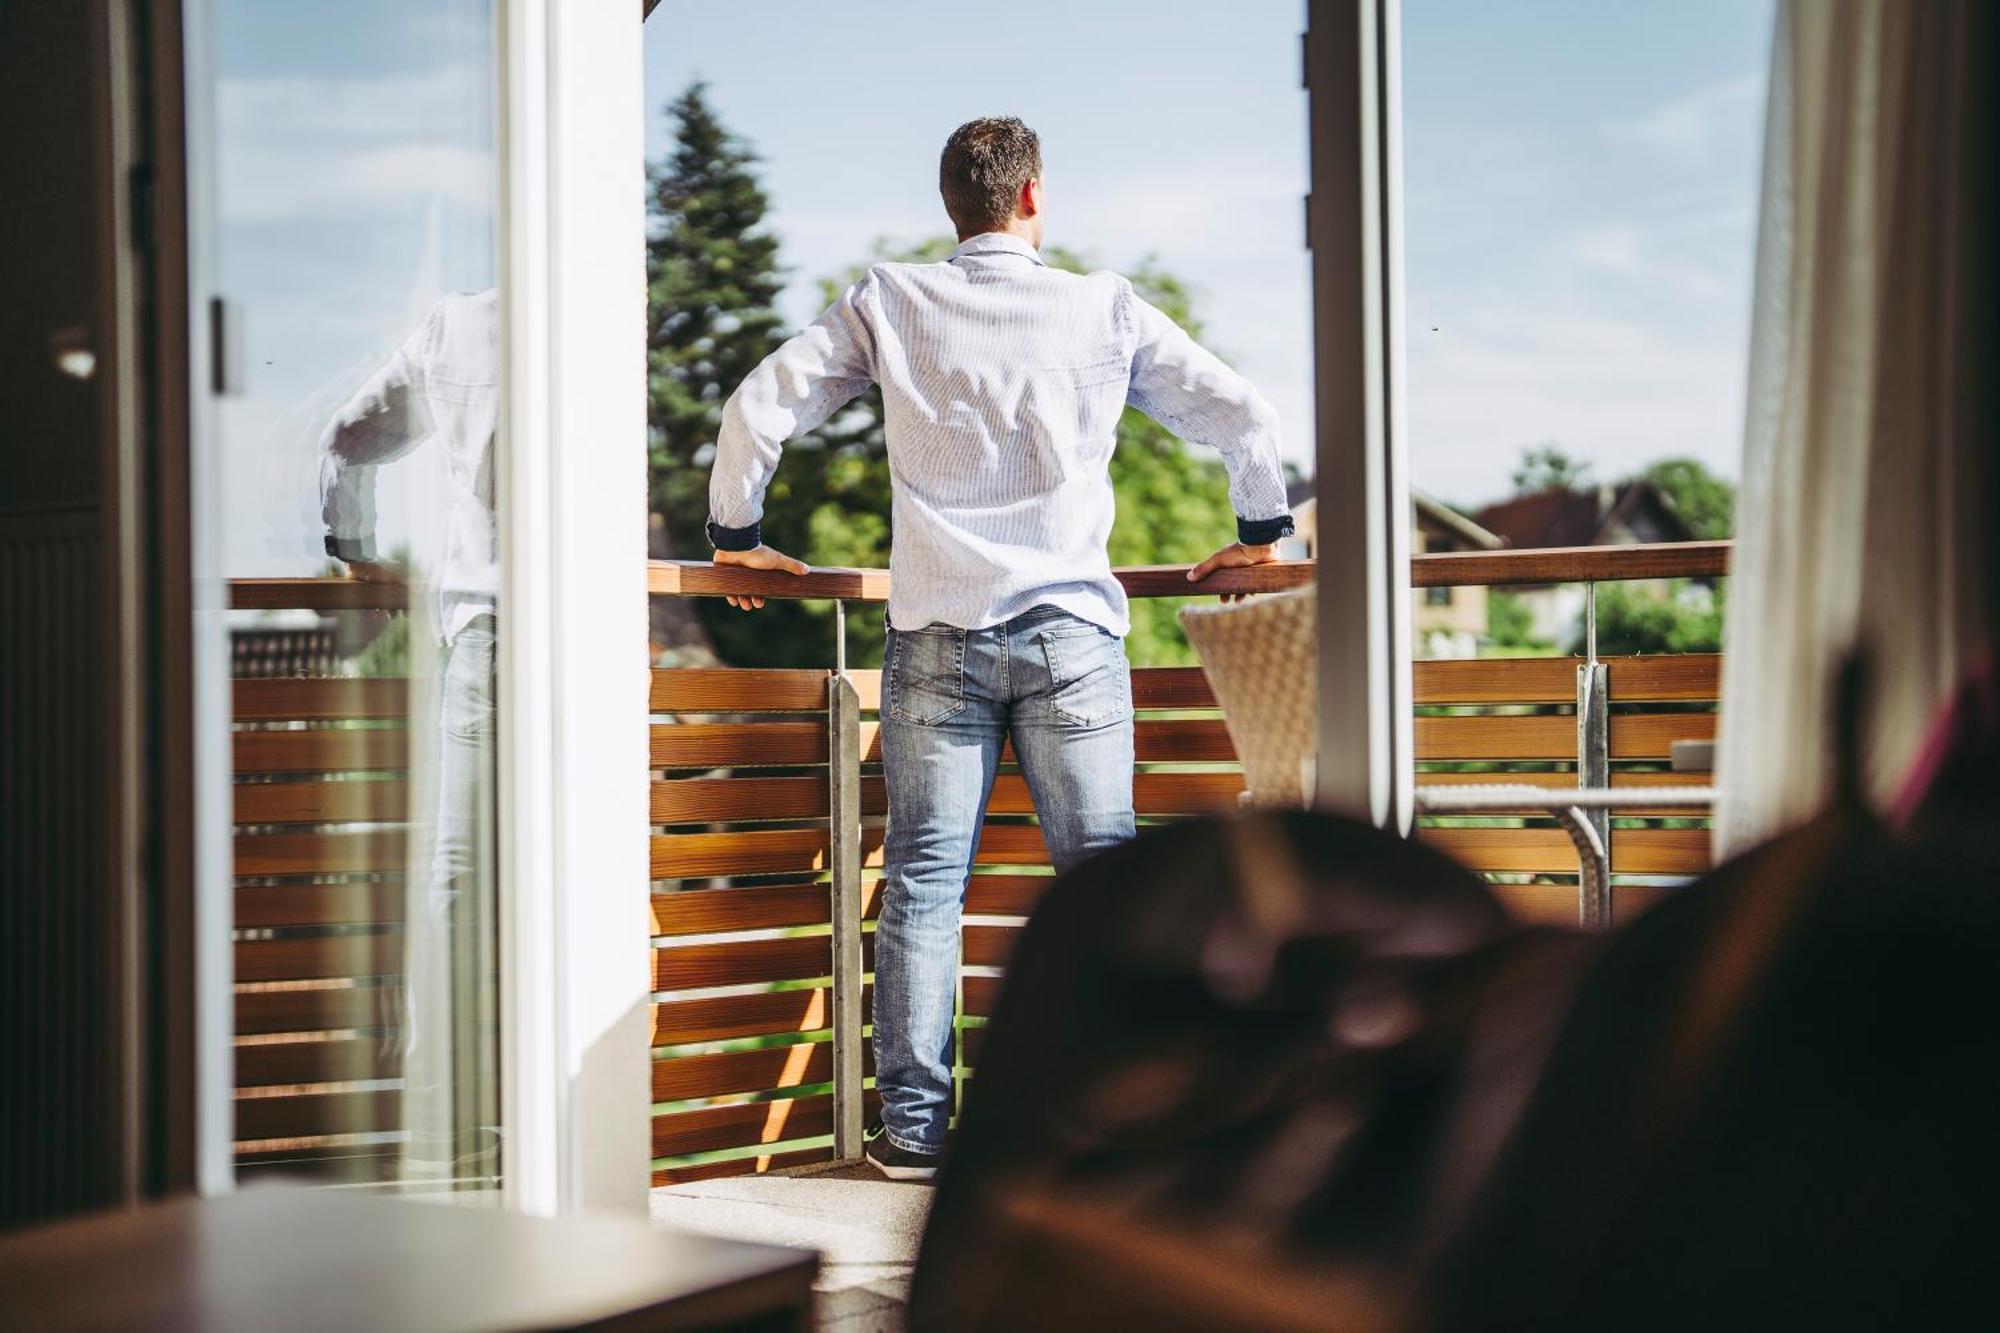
[1410,540,1731,588]
[225,541,1731,610]
[229,578,412,611]
[645,559,1315,602]
[644,540,1729,601]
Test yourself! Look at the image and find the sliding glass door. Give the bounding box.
[186,0,506,1192]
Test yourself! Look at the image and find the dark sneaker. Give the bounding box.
[864,1122,942,1182]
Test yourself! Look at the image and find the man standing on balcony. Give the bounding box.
[704,116,1293,1180]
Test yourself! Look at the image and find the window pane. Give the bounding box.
[1403,0,1768,658]
[198,0,503,1189]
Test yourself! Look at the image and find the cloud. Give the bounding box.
[1407,299,1749,507]
[217,64,494,223]
[1608,74,1764,160]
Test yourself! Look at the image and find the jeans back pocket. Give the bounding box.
[1038,623,1129,727]
[888,626,966,725]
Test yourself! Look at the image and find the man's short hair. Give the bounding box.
[939,117,1042,238]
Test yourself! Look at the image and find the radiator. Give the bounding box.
[0,503,117,1230]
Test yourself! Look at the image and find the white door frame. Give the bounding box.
[497,0,653,1217]
[1307,0,1415,832]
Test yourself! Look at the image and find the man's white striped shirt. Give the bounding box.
[707,231,1293,636]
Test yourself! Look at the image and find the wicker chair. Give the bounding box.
[1179,586,1318,808]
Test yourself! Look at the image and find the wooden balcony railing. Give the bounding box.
[222,540,1727,1185]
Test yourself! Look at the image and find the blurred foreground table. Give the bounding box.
[0,1187,815,1332]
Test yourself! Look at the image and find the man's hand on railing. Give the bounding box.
[339,558,406,585]
[713,544,811,610]
[1186,540,1282,603]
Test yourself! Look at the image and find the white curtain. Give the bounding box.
[1716,0,1996,855]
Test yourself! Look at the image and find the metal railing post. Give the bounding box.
[1575,582,1611,928]
[827,667,865,1159]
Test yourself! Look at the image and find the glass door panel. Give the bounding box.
[191,0,504,1190]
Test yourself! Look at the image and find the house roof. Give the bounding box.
[1284,482,1501,551]
[1414,492,1504,550]
[1473,481,1693,550]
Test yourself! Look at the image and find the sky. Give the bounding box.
[203,0,1772,577]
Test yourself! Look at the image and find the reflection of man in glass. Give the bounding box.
[320,288,498,1179]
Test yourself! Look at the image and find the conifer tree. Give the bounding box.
[646,82,787,661]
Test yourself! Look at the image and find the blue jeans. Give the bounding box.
[873,605,1137,1154]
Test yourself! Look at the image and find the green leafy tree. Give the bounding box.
[1640,456,1735,539]
[647,82,787,663]
[1485,590,1543,651]
[1510,443,1593,495]
[1591,579,1726,654]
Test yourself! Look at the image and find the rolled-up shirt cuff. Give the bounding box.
[705,518,762,552]
[325,534,377,563]
[1236,513,1295,547]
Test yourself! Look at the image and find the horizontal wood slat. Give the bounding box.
[654,775,829,824]
[651,1041,839,1103]
[651,1093,835,1159]
[235,1089,401,1142]
[234,779,408,825]
[652,1146,833,1187]
[233,728,409,775]
[963,975,1005,1018]
[1490,882,1673,926]
[666,656,1715,721]
[234,678,410,721]
[1419,827,1711,875]
[652,988,839,1047]
[235,884,403,928]
[1606,654,1723,700]
[653,828,831,878]
[964,925,1018,969]
[1610,712,1717,758]
[1130,667,1220,709]
[1415,715,1575,761]
[652,722,829,769]
[650,668,831,713]
[652,822,1068,880]
[652,719,1239,769]
[1414,708,1716,760]
[1413,654,1721,705]
[234,830,407,877]
[1416,658,1580,705]
[652,883,832,936]
[1609,829,1712,874]
[651,935,832,991]
[964,875,1052,917]
[656,764,1240,824]
[652,768,1246,828]
[235,934,401,984]
[1130,720,1234,763]
[234,1038,398,1088]
[235,984,389,1036]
